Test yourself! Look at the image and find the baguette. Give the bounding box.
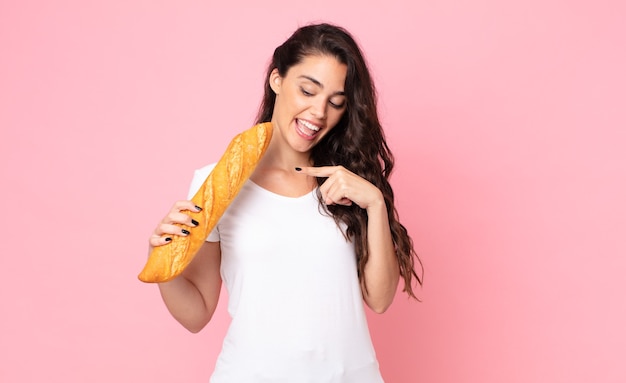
[138,122,273,283]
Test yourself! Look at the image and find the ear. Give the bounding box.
[269,68,282,94]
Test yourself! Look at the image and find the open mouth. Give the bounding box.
[296,119,321,138]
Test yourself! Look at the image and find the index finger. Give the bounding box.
[172,200,203,213]
[295,166,339,177]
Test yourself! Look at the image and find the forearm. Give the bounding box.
[151,241,222,333]
[158,276,212,333]
[362,199,400,313]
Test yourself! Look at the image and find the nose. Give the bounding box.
[310,98,327,120]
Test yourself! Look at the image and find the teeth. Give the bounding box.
[298,119,320,132]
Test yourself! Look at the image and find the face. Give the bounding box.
[269,54,348,154]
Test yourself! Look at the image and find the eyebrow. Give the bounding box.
[298,75,345,96]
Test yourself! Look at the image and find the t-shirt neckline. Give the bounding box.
[247,180,318,201]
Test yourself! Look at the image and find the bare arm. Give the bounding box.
[157,241,222,333]
[149,201,222,333]
[362,198,400,313]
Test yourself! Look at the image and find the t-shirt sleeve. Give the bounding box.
[187,163,220,242]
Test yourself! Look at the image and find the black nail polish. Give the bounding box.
[165,237,172,242]
[295,167,302,171]
[195,205,203,211]
[191,219,199,226]
[181,229,190,235]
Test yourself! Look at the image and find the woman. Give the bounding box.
[150,23,423,382]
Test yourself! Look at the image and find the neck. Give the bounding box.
[257,125,312,171]
[250,132,317,196]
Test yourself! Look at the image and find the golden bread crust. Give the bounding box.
[138,122,273,283]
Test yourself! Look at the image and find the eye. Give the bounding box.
[329,99,346,109]
[300,87,313,96]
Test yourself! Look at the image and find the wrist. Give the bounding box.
[365,192,386,214]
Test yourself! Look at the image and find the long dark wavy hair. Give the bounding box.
[255,23,423,299]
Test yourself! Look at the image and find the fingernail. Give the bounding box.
[295,167,302,171]
[191,219,199,226]
[195,205,202,211]
[181,229,190,235]
[165,237,172,242]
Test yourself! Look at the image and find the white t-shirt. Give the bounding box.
[188,164,384,383]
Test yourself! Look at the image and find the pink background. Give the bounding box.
[1,1,625,382]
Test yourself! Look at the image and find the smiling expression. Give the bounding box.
[269,54,348,154]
